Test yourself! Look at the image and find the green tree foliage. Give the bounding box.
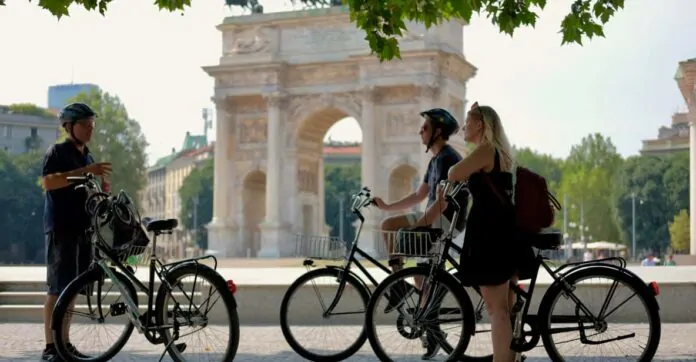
[65,89,149,204]
[8,103,55,118]
[324,163,361,242]
[669,209,690,254]
[0,150,44,263]
[178,159,214,249]
[558,133,623,243]
[18,0,625,61]
[614,152,689,253]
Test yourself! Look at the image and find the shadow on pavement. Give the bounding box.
[6,351,696,362]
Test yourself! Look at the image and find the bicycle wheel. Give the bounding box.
[539,266,661,362]
[280,267,371,361]
[53,268,137,362]
[365,266,475,362]
[155,263,240,362]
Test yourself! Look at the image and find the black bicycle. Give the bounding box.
[51,173,240,362]
[365,180,662,362]
[281,186,417,361]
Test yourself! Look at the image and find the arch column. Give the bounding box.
[358,86,379,256]
[207,99,237,257]
[258,91,287,257]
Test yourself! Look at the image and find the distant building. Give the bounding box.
[323,142,360,165]
[0,105,58,155]
[641,58,696,157]
[640,112,689,156]
[47,83,100,111]
[140,131,212,260]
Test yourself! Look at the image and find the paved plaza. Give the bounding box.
[1,323,695,361]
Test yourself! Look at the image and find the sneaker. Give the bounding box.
[66,343,90,359]
[384,280,416,313]
[41,347,63,362]
[421,329,446,360]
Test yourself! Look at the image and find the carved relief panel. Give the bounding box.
[378,86,420,105]
[296,158,318,194]
[217,69,279,88]
[286,63,358,87]
[224,26,273,55]
[383,105,422,138]
[280,22,365,54]
[363,58,434,79]
[231,96,266,114]
[235,148,268,164]
[237,118,268,145]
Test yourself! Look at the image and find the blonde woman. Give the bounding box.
[448,102,532,362]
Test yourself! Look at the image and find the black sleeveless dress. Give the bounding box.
[458,150,534,287]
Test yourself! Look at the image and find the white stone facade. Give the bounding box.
[202,6,476,257]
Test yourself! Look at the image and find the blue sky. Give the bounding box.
[0,0,694,164]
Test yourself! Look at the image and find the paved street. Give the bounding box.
[1,323,695,361]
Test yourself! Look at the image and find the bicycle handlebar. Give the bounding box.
[347,181,468,225]
[349,186,375,223]
[67,173,104,194]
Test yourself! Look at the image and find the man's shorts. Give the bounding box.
[404,212,465,263]
[46,231,92,296]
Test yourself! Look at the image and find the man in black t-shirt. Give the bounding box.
[373,108,467,268]
[40,103,112,362]
[373,108,467,359]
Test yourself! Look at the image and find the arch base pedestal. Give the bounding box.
[258,221,291,258]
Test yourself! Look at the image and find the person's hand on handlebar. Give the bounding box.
[372,197,391,211]
[86,162,113,177]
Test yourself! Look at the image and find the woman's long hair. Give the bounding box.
[471,104,517,202]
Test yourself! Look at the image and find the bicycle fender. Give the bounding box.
[326,265,372,298]
[159,262,237,309]
[539,264,660,320]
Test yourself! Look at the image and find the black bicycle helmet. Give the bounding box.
[59,102,97,145]
[59,102,97,126]
[420,108,459,152]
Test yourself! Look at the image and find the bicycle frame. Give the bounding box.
[90,231,219,341]
[67,173,220,344]
[307,187,395,317]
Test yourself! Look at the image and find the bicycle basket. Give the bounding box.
[390,227,444,257]
[293,233,348,260]
[96,191,151,261]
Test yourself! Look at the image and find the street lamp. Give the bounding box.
[631,192,645,261]
[336,194,345,242]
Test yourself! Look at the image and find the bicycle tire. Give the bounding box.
[365,266,475,362]
[154,263,240,362]
[53,268,137,362]
[538,265,661,362]
[279,267,371,361]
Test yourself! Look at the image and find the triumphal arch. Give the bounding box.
[203,6,476,258]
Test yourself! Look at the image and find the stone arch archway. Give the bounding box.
[203,6,476,258]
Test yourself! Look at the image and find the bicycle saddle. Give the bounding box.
[144,218,178,232]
